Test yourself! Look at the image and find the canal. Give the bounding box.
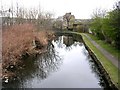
[3,33,109,88]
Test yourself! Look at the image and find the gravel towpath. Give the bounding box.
[84,34,120,70]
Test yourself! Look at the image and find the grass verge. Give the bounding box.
[87,33,120,60]
[80,33,119,88]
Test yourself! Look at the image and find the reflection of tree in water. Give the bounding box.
[54,34,84,52]
[55,34,107,88]
[37,43,62,79]
[54,33,83,51]
[88,59,108,88]
[63,36,74,47]
[64,35,83,51]
[3,42,62,88]
[3,34,108,88]
[81,47,90,59]
[82,48,107,88]
[55,36,64,48]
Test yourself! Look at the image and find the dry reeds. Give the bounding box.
[2,23,54,69]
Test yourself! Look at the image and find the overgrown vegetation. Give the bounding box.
[90,1,120,49]
[2,23,55,82]
[1,0,56,83]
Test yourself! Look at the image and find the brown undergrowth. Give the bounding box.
[2,23,55,82]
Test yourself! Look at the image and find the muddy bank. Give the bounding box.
[2,23,55,83]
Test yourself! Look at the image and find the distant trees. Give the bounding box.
[90,1,120,49]
[53,16,63,30]
[1,2,54,30]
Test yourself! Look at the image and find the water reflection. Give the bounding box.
[3,42,62,88]
[3,34,108,88]
[54,34,83,51]
[36,44,62,79]
[81,48,106,88]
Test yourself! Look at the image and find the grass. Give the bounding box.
[80,33,120,88]
[87,33,120,60]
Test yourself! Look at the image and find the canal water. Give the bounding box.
[3,34,107,88]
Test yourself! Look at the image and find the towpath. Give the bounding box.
[84,34,120,70]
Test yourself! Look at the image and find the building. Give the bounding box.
[63,13,75,30]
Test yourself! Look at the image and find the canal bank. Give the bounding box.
[81,34,119,89]
[73,32,119,89]
[55,31,119,89]
[81,33,119,89]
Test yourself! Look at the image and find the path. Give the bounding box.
[84,34,120,70]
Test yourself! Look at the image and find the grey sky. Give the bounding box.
[0,0,118,19]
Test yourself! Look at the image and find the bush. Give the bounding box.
[2,23,52,68]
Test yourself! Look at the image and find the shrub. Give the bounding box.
[2,23,52,69]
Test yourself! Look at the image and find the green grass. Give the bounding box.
[80,33,119,88]
[87,33,120,60]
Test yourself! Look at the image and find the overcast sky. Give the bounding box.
[1,0,118,19]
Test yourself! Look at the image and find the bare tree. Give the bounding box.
[1,1,54,29]
[92,8,107,18]
[53,16,63,30]
[37,11,54,30]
